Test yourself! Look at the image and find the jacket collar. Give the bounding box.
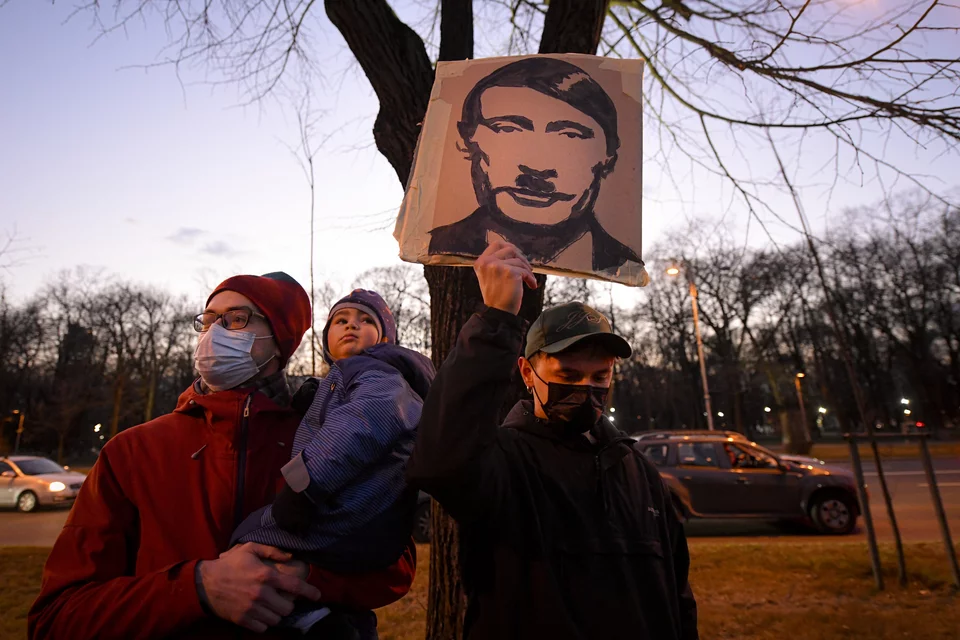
[174,371,293,421]
[189,371,292,407]
[338,344,436,400]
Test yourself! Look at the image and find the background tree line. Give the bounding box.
[2,192,957,463]
[0,265,430,463]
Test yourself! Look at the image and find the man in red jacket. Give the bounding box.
[29,271,415,640]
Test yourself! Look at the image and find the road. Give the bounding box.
[2,459,958,548]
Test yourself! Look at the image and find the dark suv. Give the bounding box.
[636,434,860,534]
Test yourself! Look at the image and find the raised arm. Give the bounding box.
[407,241,538,523]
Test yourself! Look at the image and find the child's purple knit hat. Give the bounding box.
[322,289,397,363]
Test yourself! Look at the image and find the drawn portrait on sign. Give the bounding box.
[395,54,646,285]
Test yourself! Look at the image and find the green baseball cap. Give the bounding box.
[525,302,632,360]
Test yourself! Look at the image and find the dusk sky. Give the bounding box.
[1,1,956,307]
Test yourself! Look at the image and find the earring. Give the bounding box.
[527,386,533,395]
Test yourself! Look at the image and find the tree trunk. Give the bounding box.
[539,0,609,55]
[56,431,66,465]
[782,404,813,454]
[109,360,125,438]
[422,266,478,640]
[325,0,435,185]
[733,384,744,434]
[144,363,157,423]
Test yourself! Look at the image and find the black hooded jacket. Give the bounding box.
[407,308,698,640]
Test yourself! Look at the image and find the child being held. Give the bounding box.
[232,289,434,634]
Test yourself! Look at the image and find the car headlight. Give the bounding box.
[49,481,66,492]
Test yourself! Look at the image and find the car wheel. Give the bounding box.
[17,490,38,513]
[810,492,856,534]
[412,501,432,544]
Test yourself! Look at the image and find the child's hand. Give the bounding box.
[273,559,309,581]
[273,483,315,537]
[291,378,320,417]
[242,554,308,583]
[197,543,320,632]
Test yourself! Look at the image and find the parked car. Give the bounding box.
[636,429,744,441]
[0,456,86,512]
[636,434,860,534]
[635,430,827,467]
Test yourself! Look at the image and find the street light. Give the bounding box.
[794,373,810,445]
[818,407,827,414]
[764,406,772,413]
[901,398,910,405]
[904,409,912,416]
[666,262,714,430]
[11,410,25,454]
[717,412,725,418]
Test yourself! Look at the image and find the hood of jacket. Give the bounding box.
[338,343,436,401]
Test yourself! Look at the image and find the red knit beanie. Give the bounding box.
[207,272,311,365]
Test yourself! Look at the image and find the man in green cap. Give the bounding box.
[408,240,698,640]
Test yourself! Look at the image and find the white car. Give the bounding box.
[0,456,86,512]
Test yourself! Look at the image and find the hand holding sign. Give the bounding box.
[474,241,538,316]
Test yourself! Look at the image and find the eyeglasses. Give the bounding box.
[193,308,266,333]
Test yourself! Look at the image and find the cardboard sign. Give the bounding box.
[394,54,647,286]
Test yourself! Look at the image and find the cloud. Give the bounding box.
[201,241,239,257]
[167,227,207,245]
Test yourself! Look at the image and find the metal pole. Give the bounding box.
[847,434,883,590]
[689,280,714,431]
[794,376,809,446]
[918,436,960,588]
[13,413,24,454]
[870,439,907,585]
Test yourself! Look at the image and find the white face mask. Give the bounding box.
[194,323,277,392]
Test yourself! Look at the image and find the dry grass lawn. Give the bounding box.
[3,542,957,639]
[0,547,48,640]
[378,542,960,640]
[806,441,960,462]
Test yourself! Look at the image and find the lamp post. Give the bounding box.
[667,263,714,431]
[12,410,24,454]
[794,373,809,442]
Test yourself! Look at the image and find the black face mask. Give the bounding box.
[532,368,609,433]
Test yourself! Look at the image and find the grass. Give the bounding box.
[5,543,958,640]
[0,547,48,640]
[378,542,960,640]
[795,441,960,462]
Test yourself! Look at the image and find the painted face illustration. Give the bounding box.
[471,86,611,225]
